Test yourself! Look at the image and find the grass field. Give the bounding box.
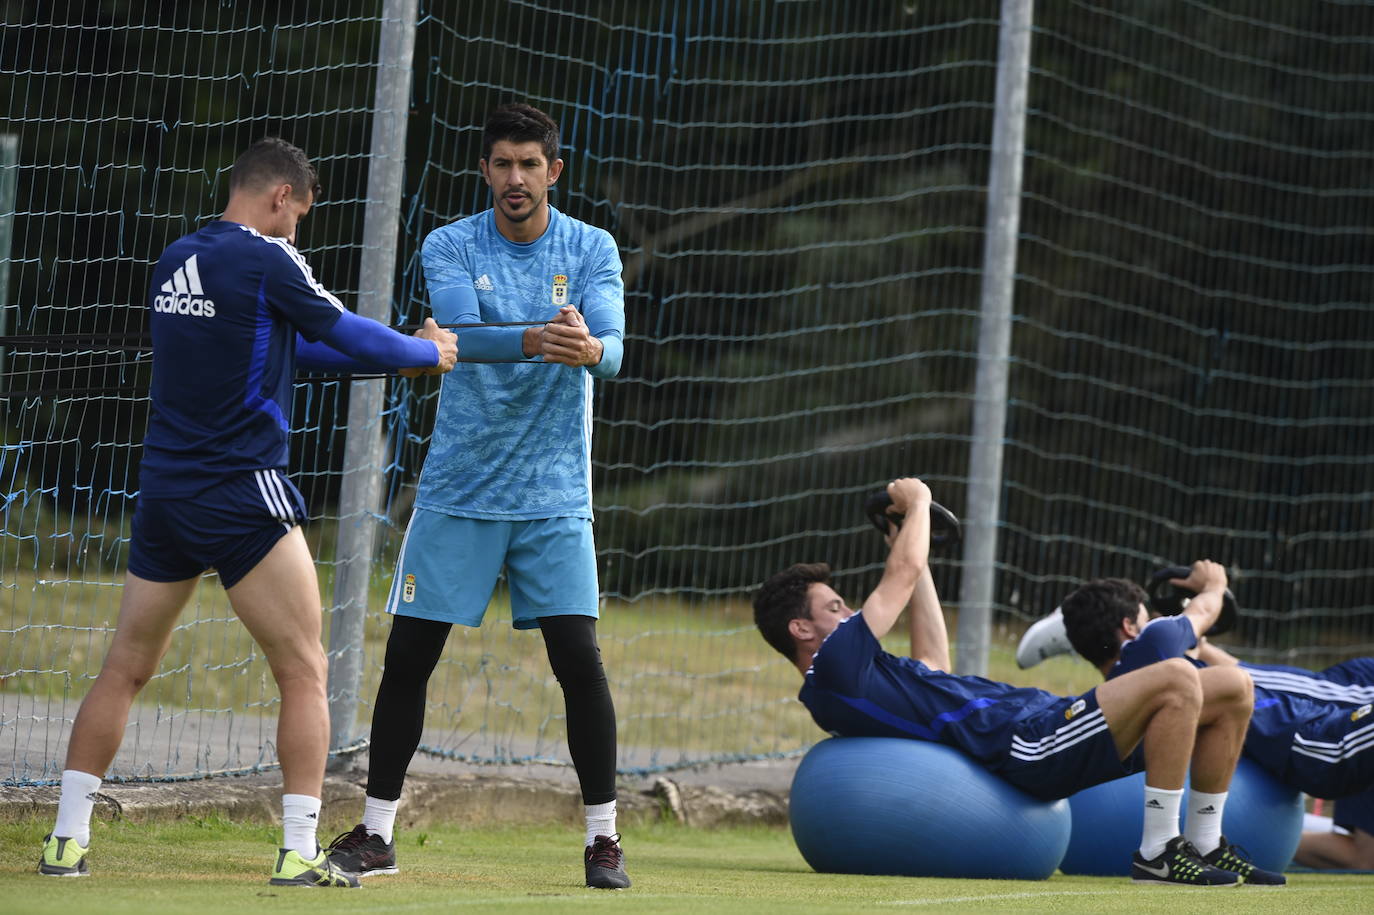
[3,561,1101,781]
[3,818,1372,914]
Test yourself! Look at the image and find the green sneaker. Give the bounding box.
[268,847,360,888]
[1202,836,1287,886]
[38,834,90,877]
[1131,835,1240,887]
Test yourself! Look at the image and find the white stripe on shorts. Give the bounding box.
[1009,709,1110,762]
[254,470,292,530]
[1247,669,1374,705]
[1292,718,1374,764]
[268,470,296,523]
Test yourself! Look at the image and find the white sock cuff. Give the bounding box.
[282,793,322,815]
[363,795,400,843]
[1190,789,1228,808]
[61,769,103,794]
[364,795,400,813]
[1143,785,1185,797]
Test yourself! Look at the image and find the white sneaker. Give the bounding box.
[1015,607,1074,669]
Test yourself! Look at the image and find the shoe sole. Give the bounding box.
[38,869,89,877]
[359,867,399,877]
[267,878,361,888]
[1130,877,1240,887]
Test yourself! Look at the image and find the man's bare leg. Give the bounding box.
[224,527,329,800]
[40,574,198,874]
[1296,827,1374,870]
[1181,665,1252,859]
[64,574,200,778]
[1097,657,1203,790]
[1190,666,1251,793]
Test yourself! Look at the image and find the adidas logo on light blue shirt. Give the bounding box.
[474,274,494,291]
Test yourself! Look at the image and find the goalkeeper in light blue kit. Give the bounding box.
[327,104,630,889]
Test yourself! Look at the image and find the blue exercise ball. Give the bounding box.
[789,737,1072,880]
[1060,759,1304,876]
[1060,772,1147,876]
[1218,758,1304,872]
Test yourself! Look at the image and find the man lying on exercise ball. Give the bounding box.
[753,477,1258,885]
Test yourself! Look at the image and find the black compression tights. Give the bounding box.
[365,613,618,806]
[538,614,618,805]
[366,614,450,801]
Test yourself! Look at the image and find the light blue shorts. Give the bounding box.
[385,509,599,630]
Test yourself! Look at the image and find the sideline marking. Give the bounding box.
[881,884,1374,906]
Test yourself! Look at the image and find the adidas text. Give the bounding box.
[155,253,216,317]
[153,292,216,317]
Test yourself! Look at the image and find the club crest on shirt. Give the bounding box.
[1065,698,1087,720]
[551,273,569,306]
[403,573,417,603]
[1353,703,1372,722]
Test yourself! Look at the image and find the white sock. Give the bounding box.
[1185,789,1228,856]
[54,769,102,846]
[281,794,321,859]
[1139,785,1184,860]
[363,795,399,845]
[585,800,617,847]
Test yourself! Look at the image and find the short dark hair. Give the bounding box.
[229,137,320,201]
[482,103,560,164]
[1060,578,1148,668]
[753,562,832,661]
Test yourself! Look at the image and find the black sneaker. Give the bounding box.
[1131,835,1241,886]
[585,833,631,889]
[324,824,398,877]
[1201,836,1287,886]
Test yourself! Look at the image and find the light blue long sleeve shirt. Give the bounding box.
[415,206,625,520]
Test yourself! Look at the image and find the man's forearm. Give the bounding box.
[908,565,951,672]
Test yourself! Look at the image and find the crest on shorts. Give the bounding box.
[1354,703,1371,722]
[551,273,569,306]
[403,573,417,603]
[1065,698,1086,720]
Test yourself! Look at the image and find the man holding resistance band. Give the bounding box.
[327,104,629,890]
[754,477,1259,885]
[38,138,457,887]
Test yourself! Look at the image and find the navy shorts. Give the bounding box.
[994,688,1137,801]
[1321,658,1374,688]
[128,469,306,589]
[1335,786,1374,836]
[1286,702,1374,799]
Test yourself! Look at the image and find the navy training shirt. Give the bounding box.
[139,221,345,498]
[799,613,1069,768]
[1108,614,1330,776]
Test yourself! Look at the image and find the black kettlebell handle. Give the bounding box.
[1146,565,1239,636]
[863,490,961,547]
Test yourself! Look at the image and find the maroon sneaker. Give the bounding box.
[325,823,398,877]
[585,833,631,889]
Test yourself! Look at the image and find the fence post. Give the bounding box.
[0,135,18,381]
[326,0,420,759]
[957,0,1033,677]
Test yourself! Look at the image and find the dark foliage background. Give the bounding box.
[3,1,1371,660]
